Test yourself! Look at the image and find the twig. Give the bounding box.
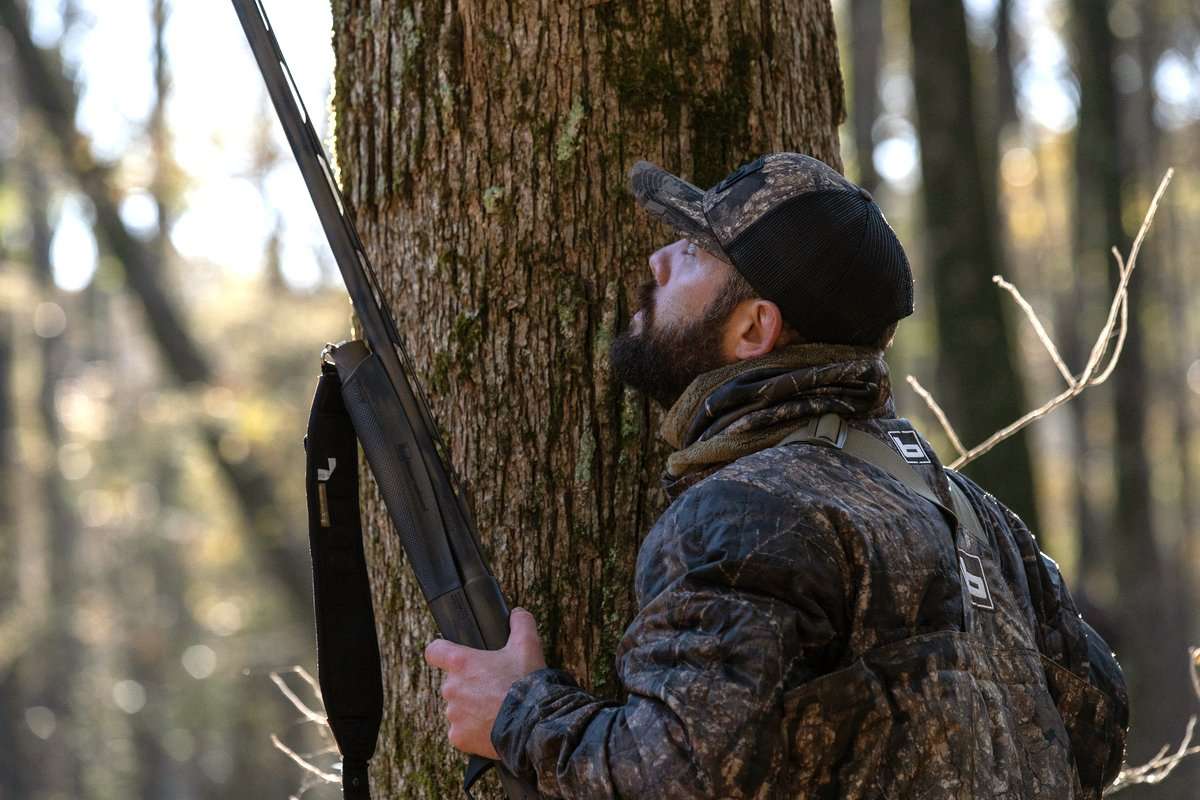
[992,275,1076,388]
[1102,645,1200,793]
[905,376,967,459]
[1088,247,1131,385]
[269,665,342,794]
[907,168,1173,470]
[1104,717,1200,794]
[292,665,323,701]
[270,733,342,784]
[270,667,328,725]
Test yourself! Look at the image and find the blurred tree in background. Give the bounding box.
[1,0,346,796]
[0,0,1196,797]
[909,0,1041,528]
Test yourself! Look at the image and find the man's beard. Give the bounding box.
[609,278,734,410]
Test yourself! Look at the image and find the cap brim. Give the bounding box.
[629,161,731,263]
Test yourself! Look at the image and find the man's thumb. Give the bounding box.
[507,607,538,646]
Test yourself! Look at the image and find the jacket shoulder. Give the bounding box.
[637,465,847,610]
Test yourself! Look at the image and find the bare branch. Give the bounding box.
[1087,248,1131,386]
[905,376,967,459]
[1104,717,1200,794]
[1102,646,1200,793]
[270,733,342,784]
[270,667,328,726]
[270,665,343,795]
[908,169,1173,470]
[292,665,324,702]
[992,274,1076,388]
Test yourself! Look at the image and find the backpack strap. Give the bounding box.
[780,412,993,631]
[781,414,959,527]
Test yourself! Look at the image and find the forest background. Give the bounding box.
[0,0,1197,798]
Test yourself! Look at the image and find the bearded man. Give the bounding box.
[425,153,1129,799]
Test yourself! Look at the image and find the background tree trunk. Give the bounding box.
[24,153,84,800]
[1071,2,1196,795]
[908,0,1040,529]
[994,0,1020,133]
[330,1,845,794]
[0,180,30,800]
[848,0,882,196]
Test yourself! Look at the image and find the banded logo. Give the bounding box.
[887,429,931,464]
[317,457,337,482]
[958,550,995,610]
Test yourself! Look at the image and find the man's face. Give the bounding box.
[609,238,737,409]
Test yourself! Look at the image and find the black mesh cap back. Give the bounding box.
[722,188,914,346]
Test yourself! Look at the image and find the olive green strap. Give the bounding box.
[780,413,961,529]
[781,413,990,544]
[945,478,988,549]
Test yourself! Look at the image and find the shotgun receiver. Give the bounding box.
[231,2,539,797]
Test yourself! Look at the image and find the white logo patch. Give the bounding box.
[887,429,931,464]
[958,550,995,610]
[317,457,337,482]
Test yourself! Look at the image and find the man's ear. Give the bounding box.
[725,298,787,360]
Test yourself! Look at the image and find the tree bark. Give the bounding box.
[908,0,1040,529]
[330,1,845,795]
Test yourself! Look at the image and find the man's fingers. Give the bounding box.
[424,638,468,671]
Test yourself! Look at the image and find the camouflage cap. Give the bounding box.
[629,152,915,346]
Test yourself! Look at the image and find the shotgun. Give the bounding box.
[230,2,539,797]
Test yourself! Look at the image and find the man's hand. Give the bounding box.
[423,607,547,759]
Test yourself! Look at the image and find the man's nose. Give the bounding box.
[649,244,672,286]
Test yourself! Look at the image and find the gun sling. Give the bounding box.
[305,363,381,800]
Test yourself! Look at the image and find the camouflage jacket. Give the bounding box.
[491,349,1129,798]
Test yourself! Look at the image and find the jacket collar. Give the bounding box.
[658,342,896,501]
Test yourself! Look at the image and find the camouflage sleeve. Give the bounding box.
[490,479,847,798]
[997,500,1130,792]
[1034,550,1129,792]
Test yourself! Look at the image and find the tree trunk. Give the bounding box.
[330,1,845,795]
[24,152,84,800]
[0,208,30,800]
[908,0,1040,529]
[123,7,179,793]
[848,0,882,195]
[1132,6,1196,719]
[994,0,1019,133]
[1072,2,1197,795]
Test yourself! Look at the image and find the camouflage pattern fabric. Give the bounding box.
[491,347,1129,798]
[629,153,864,265]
